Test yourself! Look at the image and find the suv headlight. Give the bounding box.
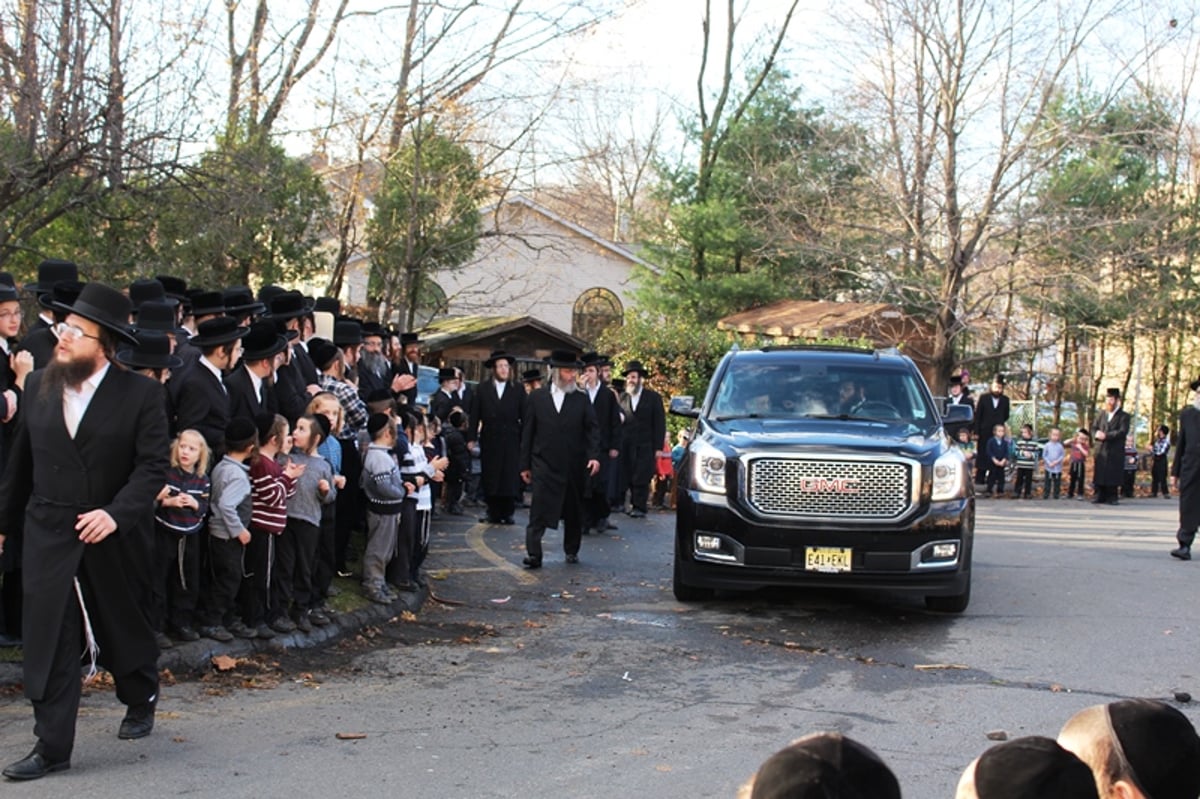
[931,448,967,501]
[691,439,726,494]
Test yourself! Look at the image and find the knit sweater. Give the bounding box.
[209,455,252,541]
[249,453,297,534]
[154,466,211,534]
[362,443,408,515]
[282,450,336,526]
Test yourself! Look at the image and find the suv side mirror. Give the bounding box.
[669,396,699,418]
[942,403,973,425]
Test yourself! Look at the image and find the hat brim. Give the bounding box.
[263,304,312,321]
[115,350,183,370]
[52,300,138,345]
[622,368,650,377]
[546,358,583,369]
[189,326,249,348]
[485,355,517,367]
[243,336,288,362]
[224,301,266,317]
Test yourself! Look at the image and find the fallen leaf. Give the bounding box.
[171,736,187,743]
[914,663,968,671]
[400,610,417,622]
[336,732,368,740]
[212,655,238,672]
[523,620,544,628]
[490,596,511,604]
[655,765,673,773]
[986,730,1008,741]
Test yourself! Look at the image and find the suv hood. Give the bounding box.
[704,419,945,459]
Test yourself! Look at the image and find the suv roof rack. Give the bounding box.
[757,344,876,354]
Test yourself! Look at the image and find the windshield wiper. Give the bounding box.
[713,413,762,421]
[804,413,892,424]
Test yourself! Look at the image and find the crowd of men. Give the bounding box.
[0,259,671,781]
[740,698,1200,799]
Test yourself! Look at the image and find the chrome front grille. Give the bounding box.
[745,457,915,519]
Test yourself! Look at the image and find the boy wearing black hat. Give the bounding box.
[429,367,461,422]
[225,320,286,423]
[1091,387,1130,506]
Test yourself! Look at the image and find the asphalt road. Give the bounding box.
[0,495,1196,797]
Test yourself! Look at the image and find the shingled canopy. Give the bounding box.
[418,314,588,381]
[717,299,937,384]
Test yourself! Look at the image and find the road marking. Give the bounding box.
[465,523,537,585]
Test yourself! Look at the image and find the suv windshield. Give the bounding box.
[708,359,935,430]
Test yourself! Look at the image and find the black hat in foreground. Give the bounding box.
[241,320,288,362]
[1107,698,1200,799]
[308,338,340,372]
[437,367,457,382]
[521,369,543,384]
[190,316,249,349]
[115,330,183,371]
[1106,387,1121,399]
[971,736,1097,799]
[25,258,78,295]
[52,282,138,345]
[749,732,901,799]
[545,349,582,369]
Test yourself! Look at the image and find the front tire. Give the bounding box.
[673,554,715,602]
[925,579,970,613]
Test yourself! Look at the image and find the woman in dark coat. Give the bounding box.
[1091,387,1130,506]
[1171,379,1200,559]
[519,351,601,568]
[468,351,525,525]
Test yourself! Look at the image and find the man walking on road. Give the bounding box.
[469,351,524,525]
[618,360,665,518]
[1171,378,1200,559]
[0,283,169,780]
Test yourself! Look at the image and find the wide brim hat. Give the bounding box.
[520,368,543,384]
[1106,387,1121,398]
[189,290,226,318]
[129,278,178,309]
[484,349,516,367]
[25,258,78,294]
[333,320,363,347]
[115,330,183,371]
[190,316,249,348]
[545,349,582,369]
[0,273,19,303]
[132,301,179,333]
[361,321,388,340]
[154,274,188,301]
[622,359,651,378]
[241,320,288,361]
[400,332,422,346]
[313,296,340,316]
[52,282,138,345]
[222,286,266,317]
[437,367,457,382]
[265,290,312,321]
[39,279,84,311]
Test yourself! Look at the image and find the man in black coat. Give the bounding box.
[429,367,462,422]
[393,332,422,407]
[1171,378,1200,559]
[973,375,1011,485]
[519,350,600,568]
[172,317,249,456]
[0,283,169,780]
[1091,387,1130,506]
[580,353,621,534]
[618,360,666,518]
[224,320,285,423]
[468,350,524,525]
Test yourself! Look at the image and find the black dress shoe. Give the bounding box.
[118,698,157,740]
[500,517,515,525]
[1171,546,1192,561]
[171,625,201,642]
[522,556,542,569]
[565,554,579,564]
[3,750,70,780]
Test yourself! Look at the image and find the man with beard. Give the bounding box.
[0,283,168,780]
[1091,387,1129,506]
[618,360,666,519]
[468,350,524,525]
[519,350,600,568]
[580,353,621,535]
[357,322,404,402]
[224,320,286,423]
[392,332,422,406]
[1171,378,1200,560]
[973,375,1011,485]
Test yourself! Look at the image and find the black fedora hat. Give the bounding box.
[53,282,138,345]
[115,330,183,371]
[400,331,422,346]
[545,349,582,369]
[266,290,311,321]
[437,367,457,382]
[0,272,18,303]
[241,320,288,361]
[484,349,516,367]
[623,359,651,378]
[334,320,363,347]
[190,316,248,348]
[155,275,188,301]
[190,290,226,318]
[38,279,84,311]
[222,286,265,317]
[133,301,185,335]
[129,278,178,310]
[258,284,286,305]
[313,296,340,316]
[361,321,388,340]
[521,368,543,384]
[25,258,78,295]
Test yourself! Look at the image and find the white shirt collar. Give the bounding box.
[199,355,225,382]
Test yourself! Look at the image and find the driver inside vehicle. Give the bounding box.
[836,378,864,415]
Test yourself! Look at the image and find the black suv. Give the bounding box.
[670,345,975,612]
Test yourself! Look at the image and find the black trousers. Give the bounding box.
[311,504,336,604]
[237,529,273,626]
[1014,468,1033,497]
[150,526,200,631]
[384,500,416,587]
[1068,461,1086,497]
[1152,456,1170,496]
[484,495,515,522]
[526,495,585,560]
[201,536,245,628]
[272,519,319,618]
[33,577,158,762]
[1,568,21,637]
[442,476,464,510]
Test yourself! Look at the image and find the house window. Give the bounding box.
[573,288,623,344]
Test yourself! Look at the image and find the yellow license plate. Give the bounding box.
[805,547,852,573]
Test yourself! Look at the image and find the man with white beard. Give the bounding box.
[1170,378,1200,560]
[357,322,403,402]
[519,350,600,568]
[618,360,666,519]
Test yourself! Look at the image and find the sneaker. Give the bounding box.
[255,623,276,639]
[363,583,394,605]
[294,611,313,633]
[269,616,296,634]
[309,609,331,626]
[228,620,257,639]
[198,625,234,643]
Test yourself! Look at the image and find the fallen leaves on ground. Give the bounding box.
[336,732,367,740]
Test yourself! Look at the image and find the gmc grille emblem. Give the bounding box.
[796,477,861,494]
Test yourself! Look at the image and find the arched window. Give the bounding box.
[573,288,623,344]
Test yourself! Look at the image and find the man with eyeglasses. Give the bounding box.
[0,282,169,780]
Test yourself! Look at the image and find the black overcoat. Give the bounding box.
[469,379,524,498]
[520,387,600,530]
[224,362,277,422]
[429,389,462,423]
[973,392,1010,440]
[0,366,168,700]
[621,387,666,487]
[172,360,230,455]
[588,383,622,492]
[1091,407,1130,487]
[1174,405,1200,532]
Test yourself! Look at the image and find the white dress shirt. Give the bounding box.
[64,362,110,439]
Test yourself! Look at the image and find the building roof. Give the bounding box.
[419,314,588,352]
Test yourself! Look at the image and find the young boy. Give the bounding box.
[1067,428,1090,500]
[954,427,976,475]
[985,424,1010,497]
[1122,439,1139,499]
[1041,427,1065,499]
[361,413,412,604]
[247,414,301,638]
[1012,424,1041,498]
[1150,424,1171,498]
[440,409,470,515]
[198,418,257,643]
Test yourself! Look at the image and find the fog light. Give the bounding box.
[697,535,722,551]
[932,543,957,559]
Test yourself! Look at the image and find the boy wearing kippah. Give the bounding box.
[198,419,256,643]
[360,413,412,604]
